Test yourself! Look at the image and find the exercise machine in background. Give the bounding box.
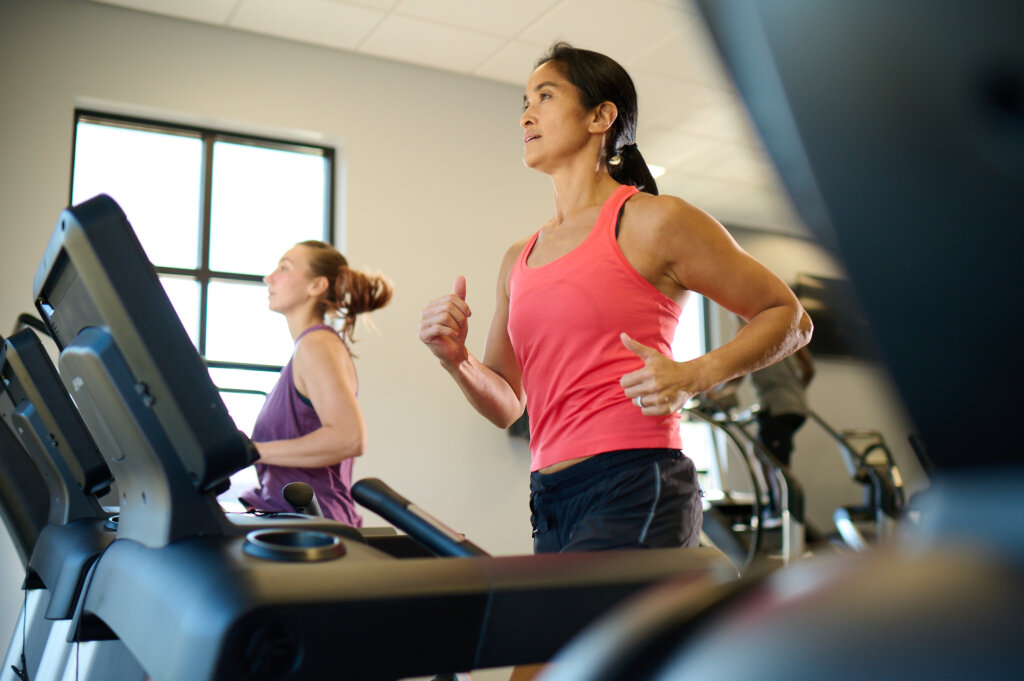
[689,397,911,569]
[685,398,806,573]
[805,410,906,551]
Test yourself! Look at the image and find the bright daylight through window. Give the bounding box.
[71,112,334,437]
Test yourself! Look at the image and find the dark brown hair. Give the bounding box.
[298,240,393,344]
[536,42,659,195]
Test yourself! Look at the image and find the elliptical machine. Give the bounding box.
[806,411,906,551]
[686,397,807,574]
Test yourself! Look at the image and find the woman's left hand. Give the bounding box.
[619,333,698,415]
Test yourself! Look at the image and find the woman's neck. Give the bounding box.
[285,309,324,342]
[549,165,619,227]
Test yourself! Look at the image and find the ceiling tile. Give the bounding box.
[670,141,732,175]
[714,189,803,233]
[694,146,775,186]
[518,0,689,62]
[358,13,506,74]
[658,171,800,232]
[230,0,385,51]
[89,0,238,24]
[630,70,720,129]
[393,0,563,38]
[324,0,401,10]
[650,0,699,12]
[628,15,731,88]
[473,40,548,85]
[676,95,761,143]
[658,171,733,208]
[639,127,723,167]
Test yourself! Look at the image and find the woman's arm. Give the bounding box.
[619,195,813,414]
[254,330,367,467]
[419,242,527,428]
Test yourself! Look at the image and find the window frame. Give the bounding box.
[70,109,336,372]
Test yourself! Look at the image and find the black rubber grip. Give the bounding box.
[352,478,488,558]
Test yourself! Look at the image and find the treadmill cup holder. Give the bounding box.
[242,528,347,562]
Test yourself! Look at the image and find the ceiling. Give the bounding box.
[89,0,807,234]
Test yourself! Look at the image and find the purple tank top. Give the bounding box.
[239,325,362,526]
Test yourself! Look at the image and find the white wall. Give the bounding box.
[0,0,925,661]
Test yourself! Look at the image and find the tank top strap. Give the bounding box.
[515,230,542,273]
[295,324,338,345]
[599,184,640,241]
[515,185,638,273]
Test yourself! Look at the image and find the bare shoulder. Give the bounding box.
[626,192,729,242]
[295,328,348,364]
[619,192,750,296]
[293,328,356,397]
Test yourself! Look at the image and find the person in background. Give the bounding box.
[751,345,815,514]
[240,240,392,525]
[753,345,815,469]
[708,317,815,516]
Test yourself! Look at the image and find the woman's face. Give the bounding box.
[520,61,594,171]
[264,245,319,314]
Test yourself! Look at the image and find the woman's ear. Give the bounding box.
[589,101,619,133]
[308,275,329,298]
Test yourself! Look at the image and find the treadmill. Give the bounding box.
[21,193,738,681]
[0,328,144,680]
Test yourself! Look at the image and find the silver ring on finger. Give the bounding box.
[634,395,645,408]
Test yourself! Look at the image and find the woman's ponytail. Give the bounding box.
[608,143,659,195]
[299,240,394,345]
[333,267,394,344]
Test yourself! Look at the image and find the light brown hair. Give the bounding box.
[298,240,393,344]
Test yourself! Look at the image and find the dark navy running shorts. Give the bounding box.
[529,448,703,554]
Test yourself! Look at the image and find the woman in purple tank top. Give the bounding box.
[239,240,393,525]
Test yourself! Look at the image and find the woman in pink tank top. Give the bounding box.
[239,241,392,523]
[421,42,813,534]
[420,42,812,680]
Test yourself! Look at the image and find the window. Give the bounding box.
[672,295,715,478]
[70,111,335,436]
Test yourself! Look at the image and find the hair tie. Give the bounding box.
[607,143,637,167]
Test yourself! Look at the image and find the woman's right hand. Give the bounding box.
[419,276,472,365]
